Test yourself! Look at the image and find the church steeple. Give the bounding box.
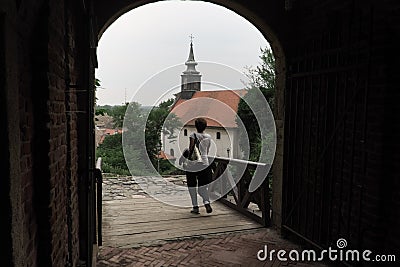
[181,36,201,99]
[186,41,196,62]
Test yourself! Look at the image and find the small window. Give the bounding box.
[216,132,221,139]
[170,149,175,157]
[184,129,188,136]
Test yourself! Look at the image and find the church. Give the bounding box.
[162,41,247,163]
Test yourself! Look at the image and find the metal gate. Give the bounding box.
[282,6,373,251]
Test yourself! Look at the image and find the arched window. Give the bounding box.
[216,132,221,139]
[184,129,188,136]
[170,148,175,157]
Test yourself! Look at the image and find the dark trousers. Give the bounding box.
[186,164,212,207]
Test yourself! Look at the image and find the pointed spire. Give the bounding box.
[187,42,195,62]
[184,35,198,72]
[187,34,195,62]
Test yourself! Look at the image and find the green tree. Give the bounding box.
[96,101,150,175]
[96,99,182,176]
[145,99,182,166]
[237,46,275,162]
[95,104,128,128]
[109,104,128,128]
[96,133,130,175]
[243,46,275,108]
[94,78,103,105]
[123,101,152,175]
[95,104,113,116]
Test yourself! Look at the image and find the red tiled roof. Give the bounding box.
[98,128,123,145]
[103,128,122,135]
[156,150,176,160]
[171,89,247,128]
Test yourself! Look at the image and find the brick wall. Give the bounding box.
[18,1,48,266]
[65,0,85,264]
[45,0,84,265]
[9,0,85,266]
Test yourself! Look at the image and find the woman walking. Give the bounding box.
[181,117,213,214]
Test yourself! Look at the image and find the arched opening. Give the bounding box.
[96,0,286,229]
[4,0,399,266]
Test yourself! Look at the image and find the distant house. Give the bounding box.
[95,114,114,128]
[156,150,176,161]
[163,41,247,163]
[95,124,123,147]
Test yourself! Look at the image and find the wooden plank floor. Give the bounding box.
[102,194,264,248]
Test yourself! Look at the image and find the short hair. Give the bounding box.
[195,118,207,132]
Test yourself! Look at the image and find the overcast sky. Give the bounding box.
[95,0,268,106]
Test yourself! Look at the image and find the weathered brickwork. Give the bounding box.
[47,0,69,265]
[66,1,85,265]
[3,0,87,266]
[46,0,84,265]
[17,1,48,266]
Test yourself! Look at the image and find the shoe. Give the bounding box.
[190,207,200,214]
[205,203,212,213]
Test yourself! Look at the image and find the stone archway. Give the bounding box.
[94,0,287,227]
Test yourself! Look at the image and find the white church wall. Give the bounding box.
[163,125,241,166]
